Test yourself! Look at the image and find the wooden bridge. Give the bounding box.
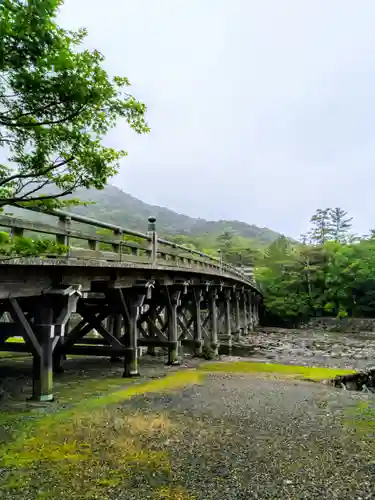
[0,207,262,401]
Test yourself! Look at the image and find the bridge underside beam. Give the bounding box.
[0,280,262,401]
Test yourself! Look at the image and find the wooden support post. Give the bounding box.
[105,315,114,335]
[193,288,203,356]
[56,215,71,248]
[147,304,157,356]
[122,291,145,377]
[112,229,122,256]
[8,298,54,401]
[11,226,24,238]
[147,216,157,264]
[234,291,241,342]
[167,289,181,365]
[224,289,232,352]
[248,291,254,333]
[243,291,249,336]
[253,294,259,327]
[110,314,122,363]
[52,286,82,372]
[32,303,54,402]
[53,319,67,374]
[209,289,218,355]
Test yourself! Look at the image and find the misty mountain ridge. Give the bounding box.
[4,185,282,244]
[68,186,282,244]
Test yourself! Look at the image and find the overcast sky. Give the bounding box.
[59,0,375,238]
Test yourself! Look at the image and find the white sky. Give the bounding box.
[59,0,375,238]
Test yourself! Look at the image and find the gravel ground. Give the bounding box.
[117,372,375,500]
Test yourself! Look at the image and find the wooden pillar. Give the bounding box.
[32,303,54,402]
[147,216,158,264]
[243,291,249,335]
[209,289,218,355]
[224,289,232,351]
[193,289,203,356]
[167,290,181,365]
[53,320,66,374]
[110,314,122,363]
[147,304,157,356]
[234,291,241,341]
[248,291,254,333]
[122,291,144,377]
[52,289,81,374]
[253,294,259,327]
[105,315,113,336]
[218,302,225,336]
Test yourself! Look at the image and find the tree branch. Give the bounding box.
[0,187,76,207]
[0,156,74,187]
[0,101,88,128]
[13,178,53,199]
[0,100,61,120]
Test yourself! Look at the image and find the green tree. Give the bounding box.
[256,238,311,323]
[216,229,235,254]
[309,208,331,244]
[257,225,375,322]
[0,0,149,209]
[328,207,353,243]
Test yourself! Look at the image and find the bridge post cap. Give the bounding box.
[147,216,156,232]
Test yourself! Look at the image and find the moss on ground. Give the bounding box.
[0,359,368,499]
[343,400,375,453]
[5,337,25,343]
[0,352,28,358]
[0,337,26,358]
[0,370,202,499]
[201,360,356,381]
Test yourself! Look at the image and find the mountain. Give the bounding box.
[4,185,282,245]
[67,186,281,244]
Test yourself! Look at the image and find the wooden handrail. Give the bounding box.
[0,205,257,287]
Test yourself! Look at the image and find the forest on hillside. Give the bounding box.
[257,208,375,322]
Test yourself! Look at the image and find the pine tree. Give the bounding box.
[329,208,353,243]
[309,209,331,244]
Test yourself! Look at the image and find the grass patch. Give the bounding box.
[0,352,29,359]
[0,337,26,358]
[344,401,375,437]
[343,401,375,467]
[200,361,356,381]
[5,337,25,343]
[0,370,202,499]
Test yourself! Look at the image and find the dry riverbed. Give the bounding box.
[0,336,375,499]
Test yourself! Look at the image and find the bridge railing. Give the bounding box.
[0,206,256,286]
